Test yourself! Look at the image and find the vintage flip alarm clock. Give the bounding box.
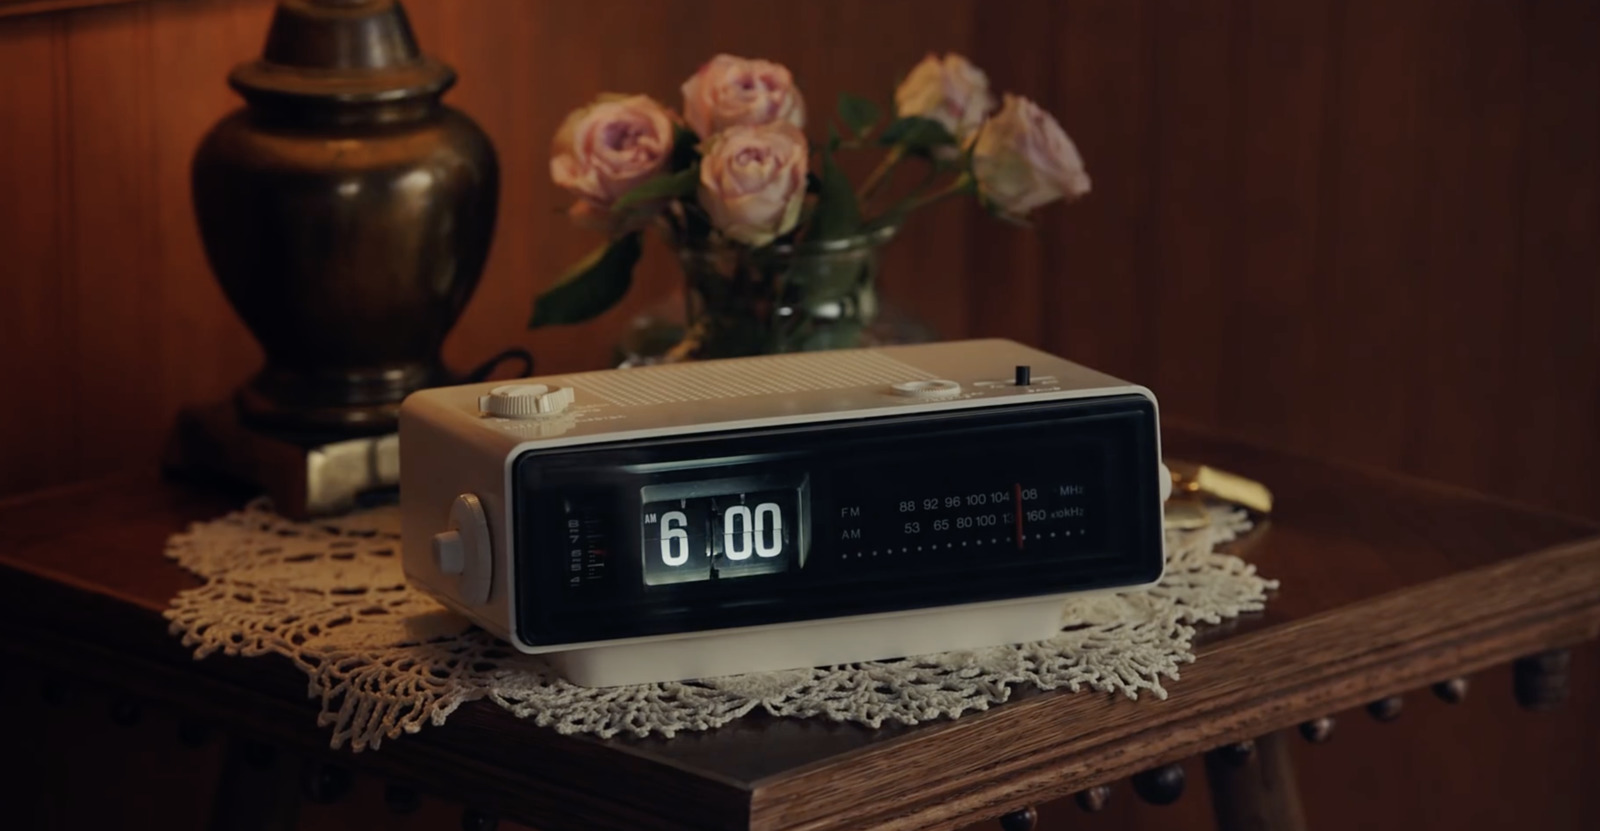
[401,340,1170,686]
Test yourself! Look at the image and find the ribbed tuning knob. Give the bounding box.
[478,384,574,418]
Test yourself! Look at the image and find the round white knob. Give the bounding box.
[478,383,574,418]
[889,379,962,399]
[432,493,492,606]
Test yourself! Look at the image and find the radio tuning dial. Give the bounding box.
[479,383,574,419]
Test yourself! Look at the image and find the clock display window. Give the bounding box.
[639,476,807,585]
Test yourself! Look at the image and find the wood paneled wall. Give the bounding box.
[1,0,1595,521]
[963,0,1600,524]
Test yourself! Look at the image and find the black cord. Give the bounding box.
[461,347,535,383]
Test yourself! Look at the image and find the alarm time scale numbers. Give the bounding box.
[641,487,799,585]
[561,499,611,590]
[836,482,1094,560]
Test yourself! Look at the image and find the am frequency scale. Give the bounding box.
[401,340,1170,686]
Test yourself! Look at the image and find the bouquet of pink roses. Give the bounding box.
[531,52,1090,335]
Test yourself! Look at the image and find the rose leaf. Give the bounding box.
[809,147,861,241]
[612,166,700,213]
[879,116,958,154]
[528,232,644,328]
[837,92,882,138]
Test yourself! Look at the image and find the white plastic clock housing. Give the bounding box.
[400,339,1167,686]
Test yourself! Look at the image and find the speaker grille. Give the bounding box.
[564,351,936,406]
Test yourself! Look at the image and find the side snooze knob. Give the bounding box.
[432,494,492,606]
[478,383,574,418]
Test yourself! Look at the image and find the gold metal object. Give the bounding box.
[1167,460,1274,514]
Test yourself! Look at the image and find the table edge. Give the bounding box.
[744,535,1600,831]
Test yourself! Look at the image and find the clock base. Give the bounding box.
[542,593,1084,687]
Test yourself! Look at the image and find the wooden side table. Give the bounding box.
[1,427,1597,831]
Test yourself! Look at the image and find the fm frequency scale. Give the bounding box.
[401,340,1169,686]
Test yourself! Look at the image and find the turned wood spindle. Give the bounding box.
[1367,695,1404,722]
[1432,677,1469,704]
[1514,649,1571,711]
[1075,784,1112,812]
[999,805,1038,831]
[1204,731,1308,831]
[108,696,142,727]
[242,740,278,769]
[177,718,212,748]
[385,782,422,815]
[1132,763,1186,806]
[41,676,68,705]
[1298,716,1335,743]
[1216,740,1256,767]
[301,760,353,804]
[209,738,302,831]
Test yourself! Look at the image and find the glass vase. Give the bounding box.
[667,225,898,361]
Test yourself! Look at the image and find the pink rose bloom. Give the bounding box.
[971,94,1091,217]
[698,123,808,247]
[681,54,806,138]
[894,53,995,144]
[550,94,676,219]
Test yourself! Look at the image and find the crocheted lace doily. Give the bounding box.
[163,500,1274,751]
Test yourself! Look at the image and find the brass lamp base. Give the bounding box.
[165,402,399,520]
[235,361,452,436]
